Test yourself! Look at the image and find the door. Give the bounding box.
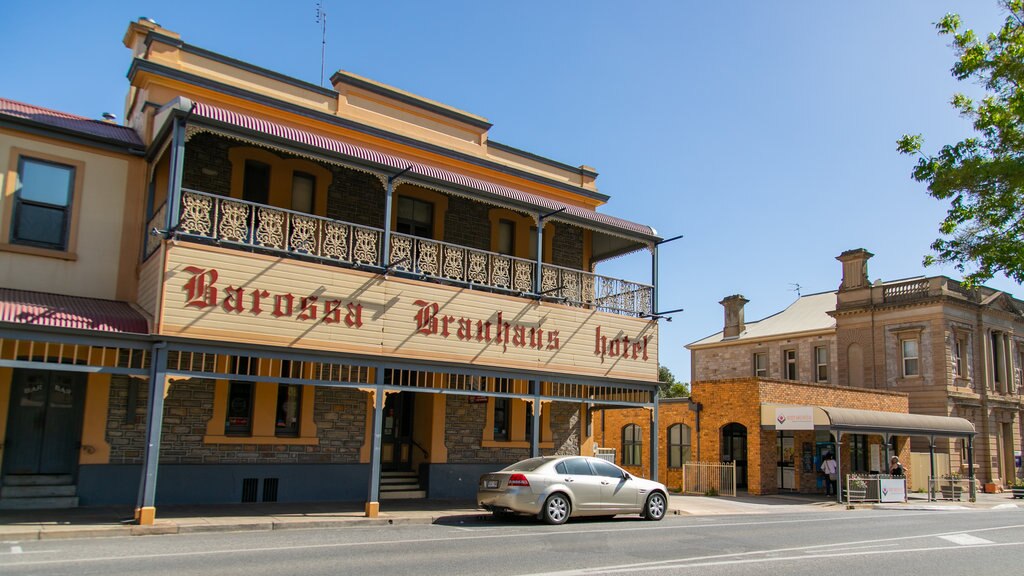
[381,391,415,471]
[777,432,795,490]
[3,370,85,477]
[722,423,748,490]
[554,457,604,512]
[591,458,639,512]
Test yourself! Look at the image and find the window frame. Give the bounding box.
[395,195,435,238]
[901,337,920,377]
[814,345,829,383]
[2,149,85,259]
[783,349,798,380]
[667,423,690,469]
[753,352,768,377]
[622,423,643,467]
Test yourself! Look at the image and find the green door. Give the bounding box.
[3,370,86,477]
[381,392,415,471]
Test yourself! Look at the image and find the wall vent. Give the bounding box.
[241,478,259,503]
[262,478,279,502]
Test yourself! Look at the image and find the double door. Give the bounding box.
[3,370,85,477]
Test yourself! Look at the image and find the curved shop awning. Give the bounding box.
[761,404,976,438]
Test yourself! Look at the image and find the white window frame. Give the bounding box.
[901,337,920,377]
[814,345,829,383]
[783,349,798,380]
[753,352,768,377]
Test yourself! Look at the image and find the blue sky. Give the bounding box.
[1,1,1017,382]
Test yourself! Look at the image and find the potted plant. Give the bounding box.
[1012,477,1024,499]
[846,477,868,501]
[940,473,963,501]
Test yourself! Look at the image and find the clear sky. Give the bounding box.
[1,1,1018,382]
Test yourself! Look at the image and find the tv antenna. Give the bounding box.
[316,2,328,87]
[789,283,802,297]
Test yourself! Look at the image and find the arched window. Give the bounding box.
[667,423,691,469]
[622,424,642,466]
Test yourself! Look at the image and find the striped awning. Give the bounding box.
[188,101,658,239]
[0,288,149,334]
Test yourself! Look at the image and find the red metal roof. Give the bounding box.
[0,288,149,334]
[189,101,657,239]
[0,97,144,148]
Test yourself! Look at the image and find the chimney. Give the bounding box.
[720,294,749,339]
[836,248,873,291]
[101,112,117,123]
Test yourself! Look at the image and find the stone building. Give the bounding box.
[0,18,662,521]
[687,249,1024,487]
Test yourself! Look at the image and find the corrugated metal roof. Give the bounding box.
[821,406,975,437]
[0,97,144,147]
[188,101,657,239]
[688,291,837,347]
[0,288,149,334]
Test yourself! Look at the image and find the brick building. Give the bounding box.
[687,249,1024,488]
[0,19,663,521]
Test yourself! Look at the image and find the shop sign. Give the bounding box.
[774,406,814,430]
[880,478,907,502]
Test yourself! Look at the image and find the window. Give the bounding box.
[901,338,919,377]
[11,157,76,250]
[525,400,534,441]
[396,196,434,238]
[291,172,315,214]
[242,160,270,204]
[952,336,963,377]
[493,397,510,441]
[667,423,691,469]
[225,381,254,436]
[591,459,624,479]
[275,384,301,437]
[753,352,768,377]
[497,219,515,255]
[622,424,642,466]
[815,346,829,382]
[783,349,797,380]
[850,434,870,472]
[556,457,594,475]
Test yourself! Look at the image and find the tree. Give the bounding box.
[658,365,690,398]
[897,1,1024,287]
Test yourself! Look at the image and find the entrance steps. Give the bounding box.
[380,471,425,499]
[0,475,79,509]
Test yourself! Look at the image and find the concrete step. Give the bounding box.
[0,496,79,510]
[1,485,77,498]
[381,476,419,484]
[380,483,421,491]
[380,490,426,500]
[3,474,73,487]
[380,472,418,479]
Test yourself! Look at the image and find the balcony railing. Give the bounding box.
[144,201,167,259]
[166,188,652,316]
[882,279,930,303]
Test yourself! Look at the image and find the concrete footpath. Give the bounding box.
[0,492,1019,541]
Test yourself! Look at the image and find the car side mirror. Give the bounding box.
[623,472,631,480]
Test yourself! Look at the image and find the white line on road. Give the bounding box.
[940,533,994,546]
[10,546,21,554]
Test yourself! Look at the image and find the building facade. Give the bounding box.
[688,249,1024,487]
[0,19,663,521]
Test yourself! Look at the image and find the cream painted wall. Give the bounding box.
[0,132,134,299]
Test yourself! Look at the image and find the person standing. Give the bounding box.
[821,453,838,496]
[889,456,905,476]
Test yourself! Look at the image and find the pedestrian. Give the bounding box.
[821,452,837,496]
[889,456,904,476]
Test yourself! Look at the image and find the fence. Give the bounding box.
[927,476,976,502]
[594,447,616,464]
[681,462,736,497]
[844,474,908,504]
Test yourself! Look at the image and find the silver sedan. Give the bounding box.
[477,456,668,524]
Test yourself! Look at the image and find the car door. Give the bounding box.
[590,459,640,513]
[555,457,604,512]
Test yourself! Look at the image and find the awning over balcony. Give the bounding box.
[0,288,150,334]
[185,100,658,243]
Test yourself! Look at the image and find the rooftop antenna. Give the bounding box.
[316,1,327,87]
[789,283,802,297]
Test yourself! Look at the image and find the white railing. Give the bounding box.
[542,263,653,317]
[681,462,736,497]
[928,476,976,502]
[389,232,536,293]
[594,447,616,464]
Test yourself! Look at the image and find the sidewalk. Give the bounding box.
[0,492,1019,541]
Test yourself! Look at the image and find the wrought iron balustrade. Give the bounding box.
[143,201,167,259]
[389,232,536,294]
[177,189,383,266]
[541,263,653,317]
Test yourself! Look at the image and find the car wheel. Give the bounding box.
[542,493,571,525]
[643,492,667,521]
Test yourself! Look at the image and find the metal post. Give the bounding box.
[165,118,186,232]
[136,343,168,525]
[834,433,842,504]
[883,433,890,474]
[382,178,394,268]
[650,392,660,482]
[534,215,543,295]
[366,381,385,517]
[651,243,658,315]
[531,380,540,458]
[929,438,936,502]
[967,436,976,502]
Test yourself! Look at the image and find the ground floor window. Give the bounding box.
[850,434,870,472]
[667,423,691,469]
[622,424,642,466]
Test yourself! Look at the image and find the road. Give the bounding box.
[1,508,1023,575]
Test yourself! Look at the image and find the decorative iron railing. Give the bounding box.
[388,232,536,294]
[169,189,652,317]
[177,189,383,266]
[143,202,167,260]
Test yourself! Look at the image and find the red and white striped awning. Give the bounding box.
[0,288,149,334]
[188,101,657,239]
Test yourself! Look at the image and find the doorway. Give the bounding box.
[3,370,86,479]
[722,423,748,490]
[382,391,416,472]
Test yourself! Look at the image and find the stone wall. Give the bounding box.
[692,335,838,385]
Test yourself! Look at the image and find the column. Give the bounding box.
[366,383,385,518]
[135,344,168,526]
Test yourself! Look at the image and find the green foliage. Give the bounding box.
[657,365,690,398]
[704,487,718,497]
[1013,476,1024,488]
[897,1,1024,286]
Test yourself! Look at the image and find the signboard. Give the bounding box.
[774,406,814,430]
[880,478,907,502]
[158,244,658,381]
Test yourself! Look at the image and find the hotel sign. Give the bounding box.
[158,245,657,381]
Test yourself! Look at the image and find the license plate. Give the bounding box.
[485,480,499,489]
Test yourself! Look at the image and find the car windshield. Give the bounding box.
[502,458,549,472]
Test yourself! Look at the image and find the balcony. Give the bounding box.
[156,189,653,317]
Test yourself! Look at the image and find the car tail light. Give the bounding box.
[508,473,530,487]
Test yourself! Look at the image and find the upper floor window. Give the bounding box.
[12,157,75,251]
[952,335,965,378]
[753,352,768,377]
[667,423,691,469]
[622,424,642,466]
[396,196,434,238]
[497,219,515,255]
[291,172,315,214]
[814,346,829,383]
[783,349,798,380]
[901,338,920,377]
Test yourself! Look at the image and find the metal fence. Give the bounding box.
[681,462,736,497]
[843,474,910,504]
[927,476,976,502]
[594,447,616,464]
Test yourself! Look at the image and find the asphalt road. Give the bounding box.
[2,508,1023,575]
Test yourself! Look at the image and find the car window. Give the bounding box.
[502,457,548,472]
[561,458,595,475]
[590,459,625,478]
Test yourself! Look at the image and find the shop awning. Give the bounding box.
[761,404,976,438]
[0,288,150,334]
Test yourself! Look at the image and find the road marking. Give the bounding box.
[940,533,994,546]
[10,546,21,554]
